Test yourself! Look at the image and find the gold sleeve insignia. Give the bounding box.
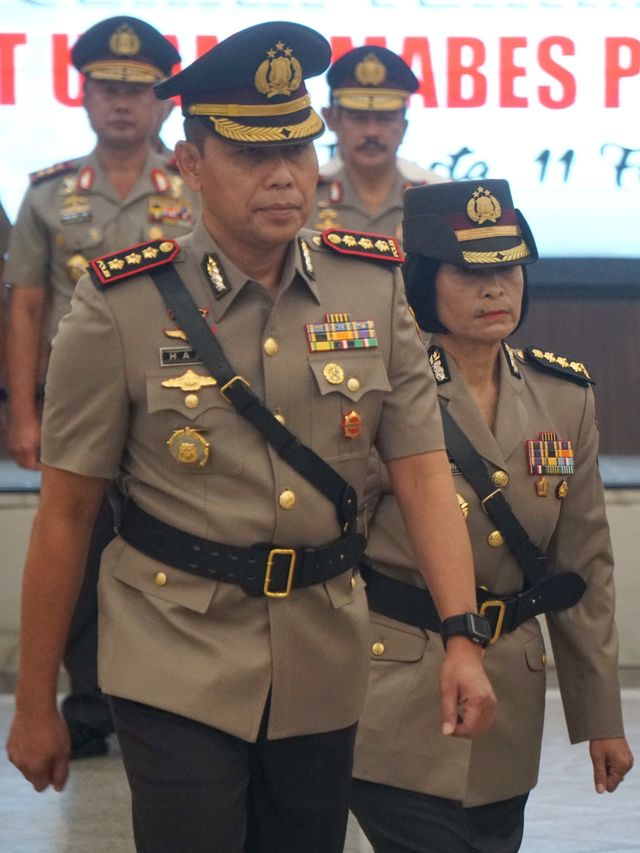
[89,239,180,288]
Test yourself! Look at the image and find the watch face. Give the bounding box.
[468,613,492,645]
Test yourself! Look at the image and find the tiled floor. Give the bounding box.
[1,690,638,853]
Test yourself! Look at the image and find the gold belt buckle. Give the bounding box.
[264,548,297,598]
[220,375,250,403]
[479,599,506,644]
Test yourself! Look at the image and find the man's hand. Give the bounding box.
[440,637,496,738]
[8,412,41,470]
[589,737,634,793]
[6,706,70,792]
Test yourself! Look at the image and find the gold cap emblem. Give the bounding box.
[355,53,387,86]
[466,186,502,225]
[109,24,141,57]
[255,42,302,97]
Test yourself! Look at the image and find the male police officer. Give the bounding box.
[309,45,445,240]
[4,16,197,759]
[7,22,494,853]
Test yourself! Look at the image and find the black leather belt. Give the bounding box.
[361,563,586,643]
[119,500,366,598]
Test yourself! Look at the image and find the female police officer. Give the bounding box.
[350,179,633,852]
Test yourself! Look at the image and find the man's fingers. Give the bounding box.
[51,754,69,792]
[592,751,607,794]
[440,686,458,736]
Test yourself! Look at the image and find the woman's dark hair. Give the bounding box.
[402,253,529,335]
[402,254,447,333]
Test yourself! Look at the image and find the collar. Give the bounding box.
[428,334,527,468]
[178,221,321,320]
[331,165,405,217]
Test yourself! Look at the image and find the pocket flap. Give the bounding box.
[368,615,428,662]
[323,569,365,609]
[146,368,229,420]
[309,351,392,402]
[111,539,218,614]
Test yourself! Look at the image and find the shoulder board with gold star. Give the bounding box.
[321,229,403,264]
[29,160,79,185]
[515,346,594,386]
[89,239,180,289]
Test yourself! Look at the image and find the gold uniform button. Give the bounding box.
[487,530,504,547]
[371,642,385,656]
[279,489,296,510]
[154,571,168,587]
[541,653,548,666]
[491,470,509,487]
[346,377,361,393]
[274,412,286,426]
[350,575,357,590]
[264,337,279,356]
[184,393,199,409]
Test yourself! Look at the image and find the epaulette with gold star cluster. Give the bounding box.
[319,228,403,265]
[29,160,79,185]
[89,239,180,289]
[515,346,594,386]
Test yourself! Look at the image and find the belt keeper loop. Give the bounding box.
[481,488,501,514]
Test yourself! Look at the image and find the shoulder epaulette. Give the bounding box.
[89,239,180,289]
[515,346,594,386]
[320,228,404,265]
[29,160,78,185]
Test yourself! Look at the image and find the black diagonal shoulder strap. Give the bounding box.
[149,264,357,533]
[439,402,549,587]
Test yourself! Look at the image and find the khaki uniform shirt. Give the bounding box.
[41,221,443,742]
[307,164,445,242]
[354,335,624,806]
[5,150,198,340]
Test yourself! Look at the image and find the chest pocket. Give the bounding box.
[308,351,392,461]
[145,368,247,475]
[58,222,104,253]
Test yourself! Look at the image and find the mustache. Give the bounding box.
[356,138,386,152]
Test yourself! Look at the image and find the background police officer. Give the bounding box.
[4,15,197,759]
[309,45,445,240]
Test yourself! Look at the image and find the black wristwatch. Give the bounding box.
[440,612,492,648]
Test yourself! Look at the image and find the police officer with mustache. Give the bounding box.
[308,45,446,242]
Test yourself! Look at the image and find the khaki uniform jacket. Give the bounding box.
[353,336,624,806]
[41,221,443,742]
[307,165,444,242]
[5,149,198,340]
